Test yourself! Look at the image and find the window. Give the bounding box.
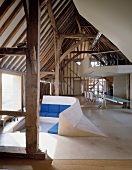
[2,73,22,111]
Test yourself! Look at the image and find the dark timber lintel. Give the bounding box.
[0,48,27,56]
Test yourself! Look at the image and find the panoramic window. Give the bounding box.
[2,73,22,111]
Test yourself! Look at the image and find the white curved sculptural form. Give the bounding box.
[42,95,105,137]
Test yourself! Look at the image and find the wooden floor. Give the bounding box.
[0,96,132,169]
[0,159,132,170]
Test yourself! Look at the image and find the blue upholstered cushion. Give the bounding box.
[40,112,47,116]
[40,104,49,112]
[49,104,60,113]
[45,113,58,118]
[40,104,70,118]
[59,105,70,113]
[48,123,59,134]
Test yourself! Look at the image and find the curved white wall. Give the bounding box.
[42,95,76,105]
[42,95,105,137]
[73,0,132,62]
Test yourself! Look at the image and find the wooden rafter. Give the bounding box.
[46,0,58,36]
[91,31,102,49]
[1,16,26,47]
[9,56,24,70]
[40,71,55,79]
[60,38,86,63]
[0,111,26,116]
[46,0,61,96]
[40,36,54,60]
[0,1,23,36]
[0,48,27,57]
[12,29,27,47]
[62,53,81,70]
[40,47,54,69]
[70,50,120,54]
[0,0,15,20]
[15,58,26,71]
[75,16,82,33]
[22,0,29,22]
[60,34,96,39]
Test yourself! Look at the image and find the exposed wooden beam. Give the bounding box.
[1,16,26,47]
[62,53,81,70]
[0,1,23,36]
[75,16,82,33]
[46,0,58,35]
[40,71,55,79]
[15,58,26,71]
[60,38,86,63]
[60,34,96,39]
[46,0,62,96]
[23,0,29,22]
[40,47,54,69]
[91,32,102,49]
[67,66,80,78]
[70,50,120,55]
[0,0,15,20]
[12,29,27,47]
[0,111,26,116]
[54,37,63,95]
[9,56,24,70]
[92,50,120,55]
[0,48,27,57]
[26,0,41,154]
[70,50,98,54]
[40,0,46,8]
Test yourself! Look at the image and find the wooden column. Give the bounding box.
[26,0,40,153]
[22,74,26,110]
[50,81,52,95]
[54,37,63,96]
[0,70,2,110]
[54,36,59,96]
[46,0,63,96]
[126,74,130,108]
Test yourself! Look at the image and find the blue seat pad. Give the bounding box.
[39,104,71,118]
[48,123,59,134]
[40,112,47,116]
[40,104,49,112]
[49,104,60,113]
[59,105,70,112]
[45,113,58,117]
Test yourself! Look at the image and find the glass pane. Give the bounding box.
[2,73,21,111]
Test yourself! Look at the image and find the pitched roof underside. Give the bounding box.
[0,0,129,79]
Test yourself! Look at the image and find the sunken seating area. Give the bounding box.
[39,103,70,134]
[39,104,70,118]
[41,95,105,137]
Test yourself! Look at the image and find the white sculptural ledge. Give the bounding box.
[42,95,106,137]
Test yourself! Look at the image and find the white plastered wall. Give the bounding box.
[113,75,129,99]
[130,74,132,109]
[73,0,132,62]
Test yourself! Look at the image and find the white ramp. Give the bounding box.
[42,96,106,137]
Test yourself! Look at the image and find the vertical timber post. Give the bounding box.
[26,0,40,153]
[55,37,63,96]
[0,70,2,110]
